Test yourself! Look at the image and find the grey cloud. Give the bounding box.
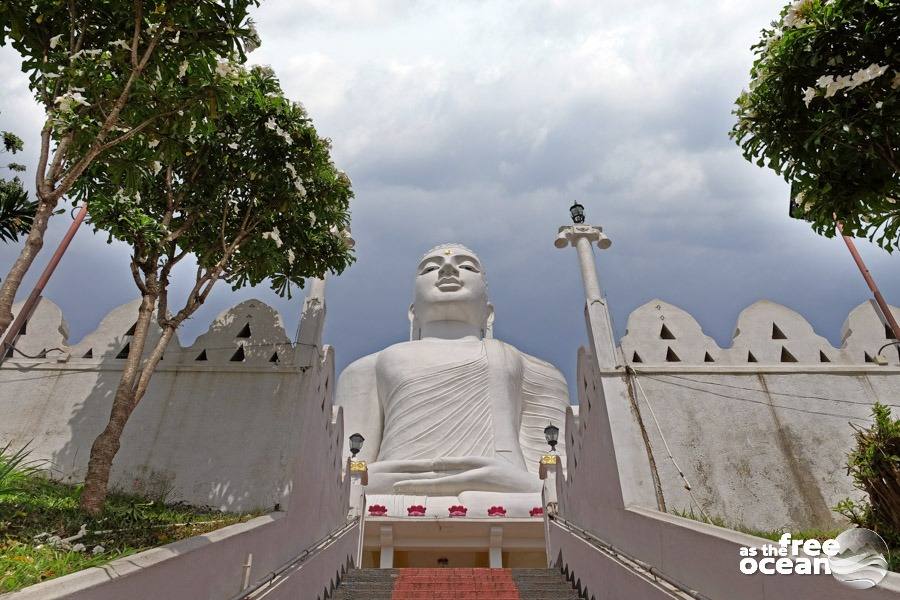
[2,0,899,399]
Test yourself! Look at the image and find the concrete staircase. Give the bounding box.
[332,568,580,599]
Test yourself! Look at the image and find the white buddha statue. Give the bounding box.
[336,243,568,513]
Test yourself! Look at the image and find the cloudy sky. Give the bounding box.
[1,0,898,395]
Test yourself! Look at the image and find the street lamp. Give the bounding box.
[349,433,365,457]
[544,423,559,452]
[569,202,585,224]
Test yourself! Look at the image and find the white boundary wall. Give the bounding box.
[3,287,358,600]
[0,296,343,512]
[548,297,900,599]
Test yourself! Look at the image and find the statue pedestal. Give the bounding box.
[361,497,547,569]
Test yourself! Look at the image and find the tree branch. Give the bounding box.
[131,0,143,70]
[35,123,52,201]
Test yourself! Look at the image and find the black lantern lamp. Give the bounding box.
[349,433,365,457]
[569,202,585,224]
[544,423,559,452]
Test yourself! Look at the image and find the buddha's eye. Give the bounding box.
[460,264,478,272]
[421,265,439,274]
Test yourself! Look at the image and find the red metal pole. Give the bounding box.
[837,222,900,341]
[0,203,88,363]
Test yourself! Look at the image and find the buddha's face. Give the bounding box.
[412,245,489,329]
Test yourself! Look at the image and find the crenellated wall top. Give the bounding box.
[6,297,304,368]
[620,299,900,366]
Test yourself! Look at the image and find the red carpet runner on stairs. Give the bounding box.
[391,568,520,600]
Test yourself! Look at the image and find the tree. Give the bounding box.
[0,0,260,333]
[836,402,900,567]
[0,127,36,244]
[731,0,900,249]
[75,62,354,514]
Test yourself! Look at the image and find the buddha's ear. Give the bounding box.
[483,303,495,339]
[408,303,419,341]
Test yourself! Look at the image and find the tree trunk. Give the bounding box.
[79,293,157,515]
[79,384,140,515]
[0,199,57,334]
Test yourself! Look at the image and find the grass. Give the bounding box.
[1,470,260,593]
[672,507,900,571]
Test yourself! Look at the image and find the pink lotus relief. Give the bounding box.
[487,505,507,517]
[407,504,427,517]
[368,504,388,516]
[448,505,468,517]
[529,507,544,517]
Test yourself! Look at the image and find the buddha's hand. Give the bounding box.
[377,456,542,495]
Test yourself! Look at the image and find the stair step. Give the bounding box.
[332,568,579,600]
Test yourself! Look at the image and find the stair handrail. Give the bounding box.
[228,516,360,600]
[549,514,709,600]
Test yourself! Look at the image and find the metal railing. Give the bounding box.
[549,514,710,600]
[227,516,360,600]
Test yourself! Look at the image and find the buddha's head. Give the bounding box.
[409,243,494,340]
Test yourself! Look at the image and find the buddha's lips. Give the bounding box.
[436,277,461,290]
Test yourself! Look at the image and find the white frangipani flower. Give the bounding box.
[227,142,238,150]
[287,249,295,265]
[262,227,283,248]
[178,60,189,78]
[49,34,63,49]
[783,0,811,29]
[802,87,816,107]
[110,39,131,50]
[152,161,162,175]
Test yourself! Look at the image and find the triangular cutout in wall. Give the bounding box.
[631,352,643,363]
[772,323,787,340]
[82,349,93,359]
[665,347,680,362]
[886,324,897,340]
[269,352,280,363]
[704,352,715,363]
[236,323,252,338]
[660,324,676,340]
[195,350,208,361]
[747,351,757,363]
[865,352,875,363]
[230,345,245,362]
[116,343,130,359]
[125,322,137,336]
[819,351,830,363]
[780,346,798,363]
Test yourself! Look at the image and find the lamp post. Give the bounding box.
[346,433,368,519]
[554,202,617,368]
[539,422,561,516]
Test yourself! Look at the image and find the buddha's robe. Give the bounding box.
[337,337,569,495]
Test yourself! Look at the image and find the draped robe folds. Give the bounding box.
[372,338,569,482]
[376,342,497,463]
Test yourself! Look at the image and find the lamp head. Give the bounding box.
[569,202,585,224]
[349,432,365,457]
[544,423,559,450]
